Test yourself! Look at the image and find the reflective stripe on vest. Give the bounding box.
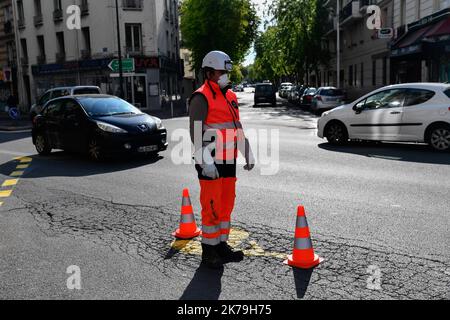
[193,80,241,161]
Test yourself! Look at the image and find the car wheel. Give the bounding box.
[325,121,348,145]
[88,138,104,161]
[35,133,52,155]
[428,125,450,152]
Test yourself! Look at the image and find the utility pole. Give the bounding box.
[336,0,341,89]
[115,0,124,99]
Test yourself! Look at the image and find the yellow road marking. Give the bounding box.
[2,179,19,187]
[10,171,24,177]
[16,164,29,169]
[0,190,13,198]
[171,228,287,259]
[14,157,32,163]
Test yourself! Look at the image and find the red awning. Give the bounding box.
[424,17,450,38]
[395,24,433,48]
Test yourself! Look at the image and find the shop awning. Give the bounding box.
[394,24,433,48]
[424,17,450,38]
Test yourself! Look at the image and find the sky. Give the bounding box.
[243,0,273,66]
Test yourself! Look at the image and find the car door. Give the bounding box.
[44,100,65,149]
[349,89,407,141]
[400,89,437,141]
[61,99,89,152]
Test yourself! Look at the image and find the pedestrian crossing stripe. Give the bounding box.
[16,164,29,169]
[2,179,19,187]
[10,171,24,177]
[0,190,13,198]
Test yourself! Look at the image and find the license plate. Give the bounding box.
[138,145,158,153]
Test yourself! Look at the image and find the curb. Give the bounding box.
[0,126,32,132]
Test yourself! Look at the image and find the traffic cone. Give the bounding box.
[172,189,201,239]
[284,206,323,269]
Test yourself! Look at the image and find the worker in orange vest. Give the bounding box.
[189,51,255,269]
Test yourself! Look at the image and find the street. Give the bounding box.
[0,90,449,300]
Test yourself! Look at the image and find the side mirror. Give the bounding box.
[353,104,363,114]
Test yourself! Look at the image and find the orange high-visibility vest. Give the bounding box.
[192,80,243,162]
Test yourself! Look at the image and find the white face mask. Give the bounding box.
[217,73,230,89]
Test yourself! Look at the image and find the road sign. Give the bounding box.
[377,28,393,39]
[108,58,135,73]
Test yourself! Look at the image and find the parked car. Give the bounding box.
[278,82,293,98]
[300,87,317,107]
[311,87,346,114]
[233,84,244,92]
[254,83,276,106]
[288,85,306,105]
[317,83,450,151]
[30,86,102,121]
[32,95,168,160]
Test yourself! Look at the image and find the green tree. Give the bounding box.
[180,0,259,76]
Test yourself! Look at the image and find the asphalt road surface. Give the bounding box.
[1,89,449,300]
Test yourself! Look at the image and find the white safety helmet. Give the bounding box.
[202,51,233,72]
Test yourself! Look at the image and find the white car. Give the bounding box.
[317,83,450,151]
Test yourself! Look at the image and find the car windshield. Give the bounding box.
[306,88,316,94]
[321,89,344,96]
[73,88,101,95]
[256,85,273,93]
[79,97,143,117]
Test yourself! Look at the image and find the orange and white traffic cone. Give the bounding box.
[172,189,201,239]
[284,206,323,269]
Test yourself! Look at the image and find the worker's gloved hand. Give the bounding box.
[202,163,220,180]
[244,144,255,172]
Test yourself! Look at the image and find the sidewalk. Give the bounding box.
[0,113,32,131]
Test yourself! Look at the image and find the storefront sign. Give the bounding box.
[32,58,111,76]
[134,57,159,69]
[391,44,422,57]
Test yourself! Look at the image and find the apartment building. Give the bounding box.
[13,0,182,111]
[0,0,17,109]
[390,0,450,83]
[320,0,450,101]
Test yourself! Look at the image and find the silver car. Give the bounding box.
[30,86,101,121]
[311,87,345,114]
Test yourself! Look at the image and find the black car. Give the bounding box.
[32,95,168,160]
[254,83,276,106]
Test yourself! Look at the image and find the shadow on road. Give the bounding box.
[0,151,165,177]
[292,268,314,299]
[0,131,31,144]
[319,142,450,165]
[179,264,224,300]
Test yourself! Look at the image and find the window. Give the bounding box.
[38,92,52,106]
[125,24,142,53]
[34,0,42,15]
[382,57,387,85]
[349,65,353,87]
[17,0,25,24]
[37,35,46,60]
[64,100,83,120]
[372,60,376,86]
[404,89,435,106]
[73,87,100,95]
[82,27,91,52]
[52,89,70,99]
[56,32,65,55]
[54,0,62,10]
[361,62,364,87]
[354,64,357,87]
[44,101,63,118]
[400,0,406,25]
[444,88,450,98]
[359,89,406,110]
[321,89,344,96]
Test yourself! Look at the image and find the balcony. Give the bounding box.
[37,55,46,65]
[56,52,66,63]
[53,9,63,22]
[18,18,25,29]
[81,2,89,16]
[124,46,145,56]
[81,49,91,60]
[339,1,362,26]
[123,0,143,10]
[34,14,43,27]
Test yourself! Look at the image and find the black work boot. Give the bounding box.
[201,244,224,269]
[217,242,244,262]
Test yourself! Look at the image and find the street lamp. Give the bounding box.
[115,0,124,99]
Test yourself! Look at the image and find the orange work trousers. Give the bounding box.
[196,164,237,246]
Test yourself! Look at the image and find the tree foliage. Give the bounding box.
[180,0,259,77]
[251,0,330,84]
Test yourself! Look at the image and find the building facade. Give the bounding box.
[0,0,18,110]
[320,0,450,101]
[13,0,182,111]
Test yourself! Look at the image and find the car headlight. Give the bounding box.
[152,117,164,130]
[96,121,128,133]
